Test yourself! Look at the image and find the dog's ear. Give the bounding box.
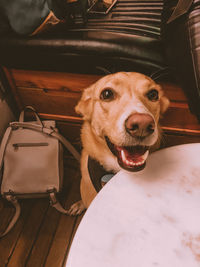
[160,95,170,114]
[75,85,94,120]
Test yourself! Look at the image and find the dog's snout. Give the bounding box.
[125,113,155,138]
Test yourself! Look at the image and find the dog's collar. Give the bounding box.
[88,156,114,192]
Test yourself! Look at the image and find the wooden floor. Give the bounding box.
[0,157,84,267]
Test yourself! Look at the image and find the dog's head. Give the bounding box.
[76,72,169,172]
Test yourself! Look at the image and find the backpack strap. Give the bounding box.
[50,130,81,162]
[10,122,81,162]
[48,191,70,214]
[0,126,12,171]
[0,126,21,238]
[0,195,21,238]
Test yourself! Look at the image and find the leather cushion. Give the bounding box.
[0,0,170,80]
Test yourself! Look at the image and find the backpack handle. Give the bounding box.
[19,106,43,126]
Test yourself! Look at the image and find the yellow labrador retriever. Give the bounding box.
[68,72,170,215]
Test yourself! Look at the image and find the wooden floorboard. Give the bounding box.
[25,205,61,267]
[44,167,83,267]
[7,200,49,267]
[0,158,82,267]
[0,200,35,266]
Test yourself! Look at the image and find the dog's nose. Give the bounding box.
[125,113,155,138]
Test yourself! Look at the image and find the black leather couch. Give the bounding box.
[0,0,200,121]
[0,1,168,76]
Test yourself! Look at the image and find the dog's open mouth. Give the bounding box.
[106,137,149,172]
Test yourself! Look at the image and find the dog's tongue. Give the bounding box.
[116,145,149,167]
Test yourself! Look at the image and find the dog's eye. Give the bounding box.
[146,89,159,101]
[100,88,115,101]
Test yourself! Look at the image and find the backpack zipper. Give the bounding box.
[13,143,49,151]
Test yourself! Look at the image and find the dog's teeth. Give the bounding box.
[121,149,149,167]
[121,150,126,162]
[135,161,144,166]
[142,150,149,161]
[129,160,135,166]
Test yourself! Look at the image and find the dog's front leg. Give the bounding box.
[68,151,97,215]
[80,151,98,209]
[67,200,86,216]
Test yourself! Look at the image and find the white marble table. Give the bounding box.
[66,144,200,267]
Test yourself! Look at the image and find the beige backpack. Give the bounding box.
[0,106,80,237]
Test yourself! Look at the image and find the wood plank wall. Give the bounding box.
[3,68,200,147]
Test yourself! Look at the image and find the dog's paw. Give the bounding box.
[68,200,86,216]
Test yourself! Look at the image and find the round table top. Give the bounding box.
[66,143,200,267]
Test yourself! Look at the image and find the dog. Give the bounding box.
[68,72,170,215]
